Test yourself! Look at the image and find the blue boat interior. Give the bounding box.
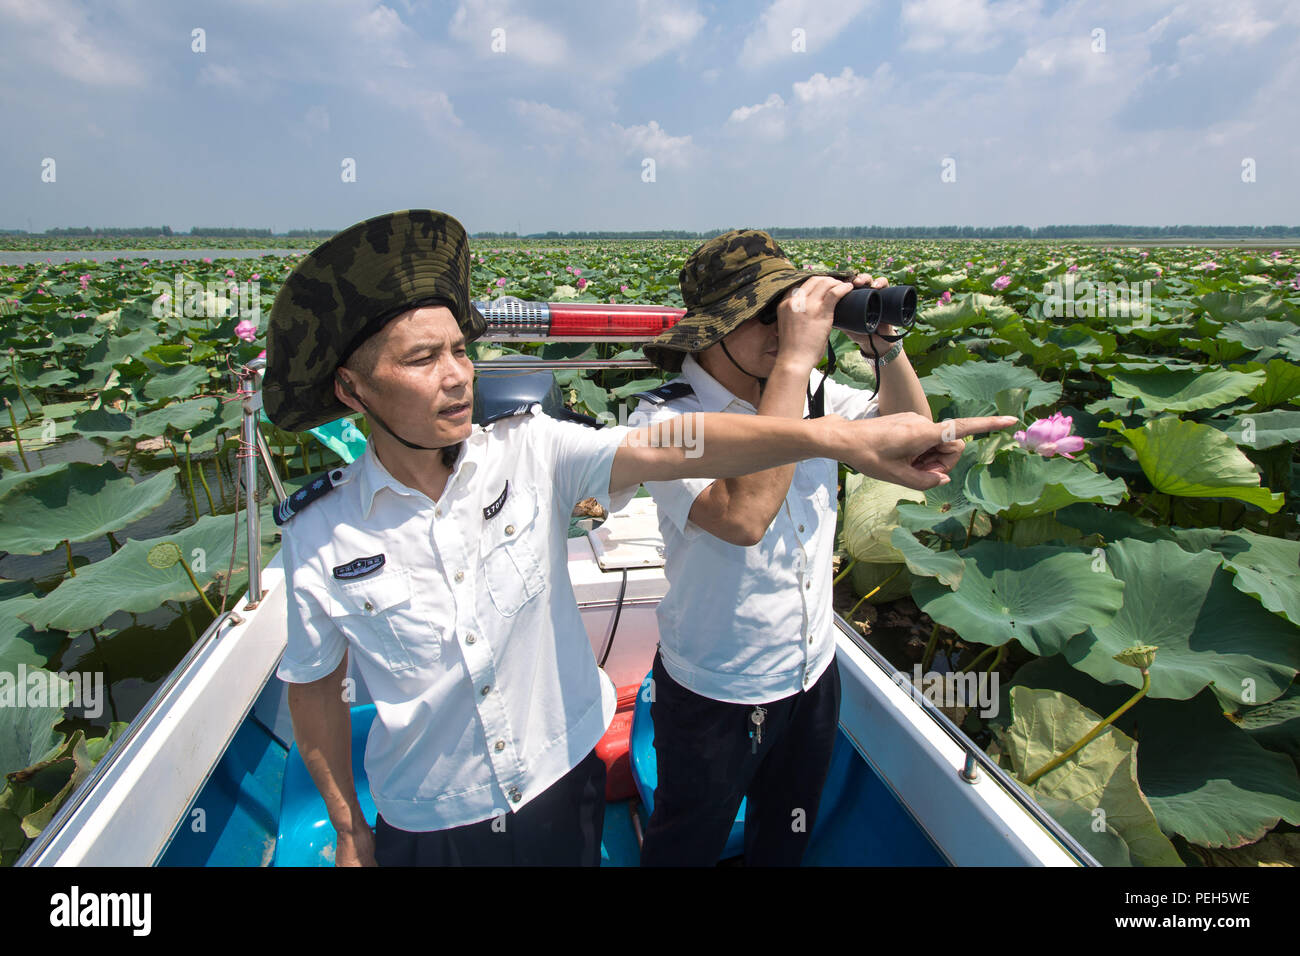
[160,668,947,866]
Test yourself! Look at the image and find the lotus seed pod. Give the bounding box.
[147,541,183,569]
[1114,644,1158,671]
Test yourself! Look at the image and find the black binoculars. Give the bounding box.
[761,283,917,338]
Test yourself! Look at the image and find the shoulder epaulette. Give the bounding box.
[631,382,695,406]
[480,401,539,425]
[273,469,339,526]
[548,407,605,429]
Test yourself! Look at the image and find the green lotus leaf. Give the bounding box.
[887,528,965,589]
[1218,318,1299,356]
[1062,538,1300,705]
[71,407,134,443]
[921,361,1062,417]
[1106,416,1284,512]
[0,462,178,554]
[1193,290,1291,326]
[0,582,62,673]
[997,656,1300,848]
[963,452,1127,520]
[18,512,245,633]
[999,686,1182,867]
[843,474,926,563]
[0,461,71,501]
[1208,529,1300,626]
[127,397,218,439]
[1230,358,1300,409]
[1053,502,1173,545]
[1029,795,1133,866]
[911,541,1125,656]
[1279,332,1300,363]
[1235,685,1300,760]
[0,386,42,426]
[0,682,68,779]
[141,363,211,403]
[1206,410,1300,450]
[1105,367,1265,413]
[848,561,913,604]
[82,329,159,376]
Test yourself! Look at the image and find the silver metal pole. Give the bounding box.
[239,360,265,608]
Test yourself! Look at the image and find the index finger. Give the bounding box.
[942,416,1021,440]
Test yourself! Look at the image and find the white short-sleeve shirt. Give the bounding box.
[641,354,880,704]
[276,405,637,831]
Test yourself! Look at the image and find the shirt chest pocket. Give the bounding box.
[326,569,439,673]
[479,488,546,617]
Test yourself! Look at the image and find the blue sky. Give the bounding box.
[1,0,1297,233]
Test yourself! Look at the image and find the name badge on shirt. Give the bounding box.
[333,554,386,580]
[483,481,509,520]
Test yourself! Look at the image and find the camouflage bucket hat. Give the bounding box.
[263,209,487,432]
[643,229,853,372]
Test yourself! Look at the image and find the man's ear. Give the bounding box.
[334,370,362,412]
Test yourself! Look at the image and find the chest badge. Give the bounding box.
[483,481,509,520]
[333,554,386,580]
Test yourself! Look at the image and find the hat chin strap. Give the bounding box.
[340,378,451,453]
[717,339,836,419]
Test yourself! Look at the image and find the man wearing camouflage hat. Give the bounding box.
[264,210,1014,867]
[635,229,933,866]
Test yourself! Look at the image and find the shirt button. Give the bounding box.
[454,570,464,582]
[804,581,811,590]
[330,470,343,481]
[505,524,515,536]
[509,787,521,804]
[481,684,491,696]
[435,508,442,517]
[799,524,805,533]
[363,601,374,611]
[494,740,505,752]
[465,633,476,645]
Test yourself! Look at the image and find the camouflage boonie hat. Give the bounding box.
[263,209,487,432]
[643,229,853,372]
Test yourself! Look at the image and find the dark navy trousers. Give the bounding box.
[373,748,606,866]
[639,649,842,867]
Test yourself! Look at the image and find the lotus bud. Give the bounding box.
[1114,644,1158,672]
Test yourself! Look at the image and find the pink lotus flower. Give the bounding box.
[965,261,975,269]
[251,273,260,280]
[258,349,266,360]
[225,268,235,277]
[1139,251,1149,258]
[577,277,588,290]
[1014,412,1085,459]
[203,257,212,263]
[1067,264,1078,273]
[496,277,506,287]
[235,319,258,342]
[999,260,1007,267]
[940,290,952,304]
[992,275,1011,291]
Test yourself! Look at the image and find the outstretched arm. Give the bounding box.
[610,410,1019,495]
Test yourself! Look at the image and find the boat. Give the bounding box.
[16,300,1099,868]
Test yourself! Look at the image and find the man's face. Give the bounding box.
[701,297,782,379]
[335,305,474,448]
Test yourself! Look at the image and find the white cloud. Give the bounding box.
[900,0,1043,54]
[792,66,872,102]
[448,0,572,67]
[727,93,787,140]
[0,0,147,87]
[738,0,876,68]
[615,119,694,169]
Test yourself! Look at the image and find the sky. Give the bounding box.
[1,0,1297,234]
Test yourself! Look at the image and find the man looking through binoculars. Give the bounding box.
[635,229,933,866]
